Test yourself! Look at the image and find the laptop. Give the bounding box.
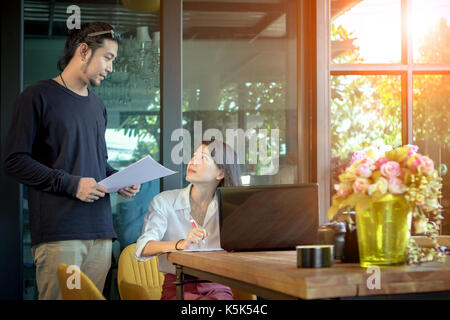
[217,184,319,251]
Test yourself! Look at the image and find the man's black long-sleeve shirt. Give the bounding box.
[3,79,118,246]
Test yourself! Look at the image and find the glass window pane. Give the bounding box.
[412,0,450,64]
[23,0,161,299]
[331,0,401,64]
[413,75,450,234]
[330,75,402,190]
[182,0,298,186]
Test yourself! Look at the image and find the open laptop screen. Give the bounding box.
[218,184,319,251]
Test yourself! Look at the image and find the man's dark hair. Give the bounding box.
[57,21,120,71]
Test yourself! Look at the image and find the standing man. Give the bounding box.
[3,22,140,299]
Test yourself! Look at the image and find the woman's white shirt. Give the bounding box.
[134,184,221,274]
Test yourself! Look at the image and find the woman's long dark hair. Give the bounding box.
[201,139,242,187]
[57,22,120,71]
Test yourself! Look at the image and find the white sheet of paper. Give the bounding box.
[98,155,177,193]
[167,248,224,253]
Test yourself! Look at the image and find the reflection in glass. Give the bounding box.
[330,0,401,64]
[330,75,402,189]
[182,0,298,186]
[413,75,450,234]
[412,0,450,64]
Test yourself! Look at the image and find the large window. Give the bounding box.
[329,0,450,233]
[182,0,298,187]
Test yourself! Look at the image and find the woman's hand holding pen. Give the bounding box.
[178,228,210,250]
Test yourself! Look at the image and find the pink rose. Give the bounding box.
[419,155,434,175]
[351,151,366,164]
[388,177,406,194]
[380,161,401,178]
[375,157,389,169]
[356,162,373,178]
[353,178,370,194]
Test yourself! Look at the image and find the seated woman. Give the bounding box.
[134,139,241,300]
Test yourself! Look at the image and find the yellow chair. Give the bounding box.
[231,288,257,300]
[117,243,165,300]
[118,243,256,300]
[57,264,106,300]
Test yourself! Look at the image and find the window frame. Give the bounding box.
[329,0,450,145]
[321,0,450,223]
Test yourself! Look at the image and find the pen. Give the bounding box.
[189,217,206,240]
[189,217,198,228]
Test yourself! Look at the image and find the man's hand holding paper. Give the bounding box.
[75,177,107,203]
[118,184,141,199]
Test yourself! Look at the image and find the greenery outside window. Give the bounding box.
[329,0,450,233]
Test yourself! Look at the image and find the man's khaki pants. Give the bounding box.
[31,239,112,300]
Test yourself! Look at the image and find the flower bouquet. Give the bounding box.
[328,144,445,266]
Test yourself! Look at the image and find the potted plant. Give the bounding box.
[329,144,445,267]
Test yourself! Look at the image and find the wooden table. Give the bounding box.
[167,250,450,300]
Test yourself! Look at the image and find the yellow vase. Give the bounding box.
[355,194,412,268]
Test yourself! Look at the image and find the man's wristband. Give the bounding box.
[175,239,184,251]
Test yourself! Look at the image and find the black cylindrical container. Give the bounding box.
[296,245,334,268]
